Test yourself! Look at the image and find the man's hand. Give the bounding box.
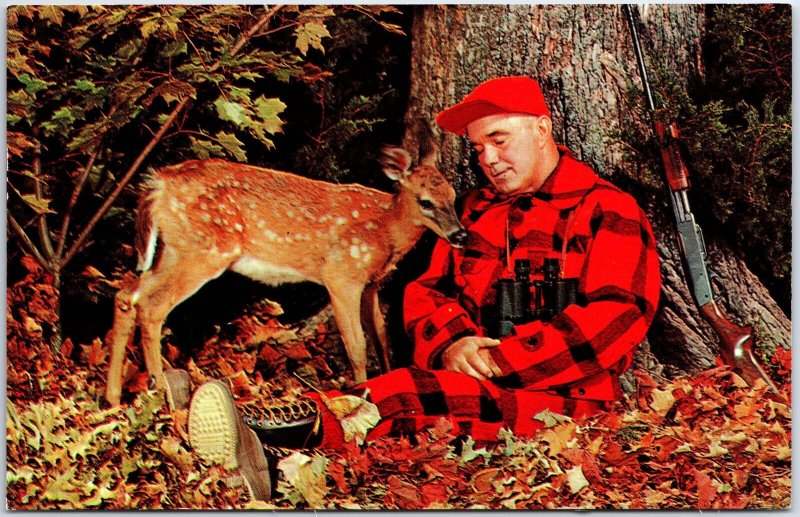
[441,336,503,381]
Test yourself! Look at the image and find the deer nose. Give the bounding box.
[448,229,469,248]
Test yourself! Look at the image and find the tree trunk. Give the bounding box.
[403,4,789,380]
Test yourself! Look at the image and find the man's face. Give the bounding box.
[466,113,550,195]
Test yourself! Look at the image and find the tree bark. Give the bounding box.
[403,4,789,379]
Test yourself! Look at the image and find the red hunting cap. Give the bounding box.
[435,76,551,135]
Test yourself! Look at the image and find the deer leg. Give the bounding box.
[105,278,140,406]
[361,285,391,374]
[134,256,230,393]
[327,281,368,385]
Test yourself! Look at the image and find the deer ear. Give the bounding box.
[380,146,413,182]
[416,119,439,168]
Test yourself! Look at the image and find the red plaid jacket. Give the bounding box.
[404,146,660,402]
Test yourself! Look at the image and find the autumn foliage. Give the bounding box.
[6,257,791,509]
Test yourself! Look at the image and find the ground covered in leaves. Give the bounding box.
[6,258,793,509]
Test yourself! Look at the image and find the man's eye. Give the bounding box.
[419,199,435,210]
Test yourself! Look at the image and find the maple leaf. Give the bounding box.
[319,390,380,446]
[277,452,329,508]
[295,21,330,55]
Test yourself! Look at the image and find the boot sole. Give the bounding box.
[188,380,272,501]
[188,380,240,469]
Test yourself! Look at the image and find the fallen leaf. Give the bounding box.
[533,408,572,428]
[319,390,380,446]
[277,451,329,508]
[694,469,716,508]
[649,388,675,415]
[565,465,589,494]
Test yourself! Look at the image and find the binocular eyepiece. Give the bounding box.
[489,258,578,338]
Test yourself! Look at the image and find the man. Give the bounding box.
[184,76,661,501]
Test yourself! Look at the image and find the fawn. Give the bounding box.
[104,136,467,405]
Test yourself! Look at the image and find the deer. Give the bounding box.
[104,130,468,406]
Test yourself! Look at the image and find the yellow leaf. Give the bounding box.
[649,388,675,415]
[276,452,329,507]
[43,466,81,505]
[773,445,791,461]
[295,21,330,55]
[704,441,729,458]
[160,436,194,471]
[565,465,589,494]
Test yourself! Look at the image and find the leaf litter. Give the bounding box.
[5,263,792,509]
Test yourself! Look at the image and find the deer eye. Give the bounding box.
[419,199,435,211]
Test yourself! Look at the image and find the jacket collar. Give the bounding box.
[476,145,598,210]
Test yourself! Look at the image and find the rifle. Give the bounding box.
[622,5,779,395]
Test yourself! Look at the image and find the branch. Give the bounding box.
[8,213,52,272]
[55,144,102,259]
[32,136,55,261]
[61,6,283,266]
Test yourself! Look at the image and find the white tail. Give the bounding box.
[104,135,467,405]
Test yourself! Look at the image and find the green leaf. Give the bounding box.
[20,193,56,215]
[295,21,330,56]
[160,40,188,59]
[216,131,247,161]
[190,136,224,159]
[140,19,160,39]
[253,96,286,135]
[17,74,52,96]
[214,97,249,127]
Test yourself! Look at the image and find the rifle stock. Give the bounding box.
[699,301,778,393]
[623,4,780,396]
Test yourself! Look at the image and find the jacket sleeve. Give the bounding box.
[489,197,661,391]
[403,238,480,369]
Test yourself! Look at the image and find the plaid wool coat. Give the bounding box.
[315,146,661,447]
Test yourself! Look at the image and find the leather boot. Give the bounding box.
[188,380,272,502]
[240,397,323,449]
[162,368,192,412]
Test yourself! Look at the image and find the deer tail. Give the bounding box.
[135,176,163,272]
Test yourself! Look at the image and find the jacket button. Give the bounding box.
[516,197,533,211]
[578,388,586,396]
[423,322,436,340]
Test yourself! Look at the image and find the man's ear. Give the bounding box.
[535,116,553,147]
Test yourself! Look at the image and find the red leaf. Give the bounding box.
[694,468,716,509]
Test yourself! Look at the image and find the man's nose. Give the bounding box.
[481,146,499,167]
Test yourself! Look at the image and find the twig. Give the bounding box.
[32,136,55,261]
[55,145,102,259]
[8,213,52,272]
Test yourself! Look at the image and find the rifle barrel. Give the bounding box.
[623,5,657,114]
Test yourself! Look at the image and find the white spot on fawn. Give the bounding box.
[349,245,361,259]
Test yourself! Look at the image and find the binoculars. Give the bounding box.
[488,258,578,338]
